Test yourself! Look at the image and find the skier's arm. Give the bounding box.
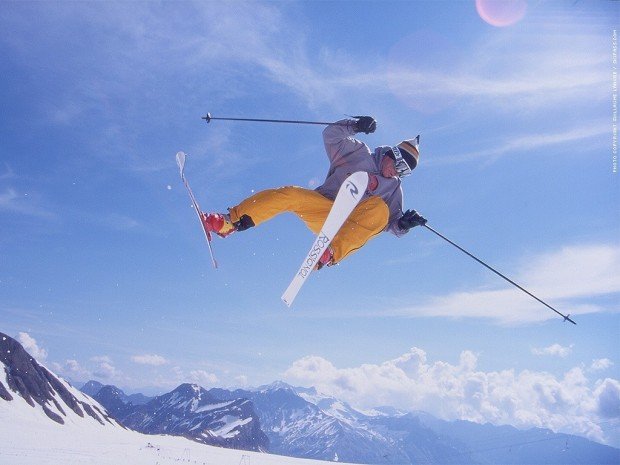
[322,117,376,163]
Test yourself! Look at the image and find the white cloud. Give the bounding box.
[591,359,614,371]
[284,348,619,445]
[382,243,619,325]
[430,123,609,166]
[387,19,608,110]
[532,344,573,358]
[131,354,168,366]
[93,361,117,380]
[52,356,120,383]
[52,359,90,381]
[16,332,47,361]
[520,244,620,300]
[595,379,620,419]
[189,370,219,387]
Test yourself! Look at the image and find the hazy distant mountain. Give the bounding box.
[81,380,152,406]
[80,380,104,397]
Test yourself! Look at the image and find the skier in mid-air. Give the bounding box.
[201,116,427,269]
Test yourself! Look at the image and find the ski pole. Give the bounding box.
[202,112,343,126]
[423,224,576,325]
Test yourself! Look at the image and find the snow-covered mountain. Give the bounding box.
[0,332,356,465]
[207,381,619,465]
[83,380,268,451]
[210,382,405,463]
[0,332,118,428]
[84,377,620,464]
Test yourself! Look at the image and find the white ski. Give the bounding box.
[281,171,369,307]
[176,151,218,269]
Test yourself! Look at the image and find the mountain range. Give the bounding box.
[2,332,618,464]
[82,378,619,464]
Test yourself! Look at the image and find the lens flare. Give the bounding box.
[476,0,527,27]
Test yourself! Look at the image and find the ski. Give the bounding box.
[176,151,218,269]
[281,171,369,307]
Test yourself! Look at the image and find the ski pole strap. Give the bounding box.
[423,224,576,325]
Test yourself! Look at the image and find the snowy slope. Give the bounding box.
[0,397,359,465]
[0,333,360,465]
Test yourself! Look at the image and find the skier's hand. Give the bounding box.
[398,209,427,231]
[354,116,377,134]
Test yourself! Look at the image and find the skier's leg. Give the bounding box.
[228,186,332,233]
[329,197,389,264]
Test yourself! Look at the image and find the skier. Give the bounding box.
[201,116,427,269]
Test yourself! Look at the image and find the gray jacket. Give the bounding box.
[315,119,408,237]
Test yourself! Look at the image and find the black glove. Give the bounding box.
[398,209,427,231]
[353,116,377,134]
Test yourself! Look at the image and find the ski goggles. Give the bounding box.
[390,146,414,178]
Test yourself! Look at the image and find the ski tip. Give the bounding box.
[175,151,186,176]
[281,296,293,308]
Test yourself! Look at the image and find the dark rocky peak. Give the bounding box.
[0,332,115,426]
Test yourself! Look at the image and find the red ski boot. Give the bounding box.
[200,213,236,238]
[314,246,334,270]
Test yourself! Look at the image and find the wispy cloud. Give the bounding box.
[93,213,141,232]
[0,187,56,219]
[428,123,609,166]
[387,20,609,110]
[0,164,16,181]
[377,243,620,325]
[591,358,614,371]
[131,354,168,366]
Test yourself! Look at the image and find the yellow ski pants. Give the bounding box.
[229,186,389,264]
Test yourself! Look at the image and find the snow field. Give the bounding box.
[0,389,360,465]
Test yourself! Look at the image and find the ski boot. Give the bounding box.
[314,246,334,270]
[200,213,236,238]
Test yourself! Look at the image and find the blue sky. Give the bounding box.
[1,0,618,447]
